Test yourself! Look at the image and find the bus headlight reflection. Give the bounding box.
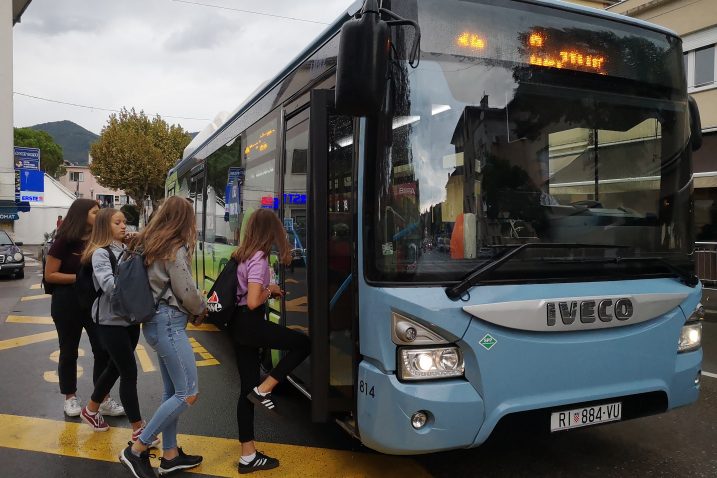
[399,346,464,381]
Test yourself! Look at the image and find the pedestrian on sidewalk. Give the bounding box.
[231,209,310,474]
[120,196,206,478]
[78,208,157,446]
[44,198,123,418]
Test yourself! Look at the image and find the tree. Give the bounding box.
[13,127,65,177]
[90,108,191,222]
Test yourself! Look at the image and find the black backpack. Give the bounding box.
[75,246,117,320]
[206,258,239,330]
[109,249,170,325]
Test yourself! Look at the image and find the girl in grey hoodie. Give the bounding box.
[78,208,155,446]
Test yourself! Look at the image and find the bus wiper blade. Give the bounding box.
[614,256,699,287]
[542,255,699,287]
[445,243,626,301]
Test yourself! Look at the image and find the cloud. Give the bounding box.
[13,0,352,133]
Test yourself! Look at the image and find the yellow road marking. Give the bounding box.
[0,414,430,477]
[45,349,86,382]
[21,294,50,301]
[135,344,156,373]
[30,284,42,290]
[189,337,220,367]
[187,323,220,332]
[285,296,308,313]
[6,315,54,325]
[0,331,57,351]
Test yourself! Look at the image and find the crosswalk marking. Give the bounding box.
[6,315,54,325]
[135,344,156,373]
[186,323,220,332]
[20,294,50,302]
[30,284,42,290]
[0,331,57,351]
[0,413,431,477]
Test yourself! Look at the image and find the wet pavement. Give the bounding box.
[0,256,715,477]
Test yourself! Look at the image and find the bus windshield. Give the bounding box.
[367,0,693,284]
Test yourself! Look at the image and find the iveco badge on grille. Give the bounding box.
[546,298,634,326]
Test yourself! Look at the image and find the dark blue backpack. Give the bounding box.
[109,250,170,325]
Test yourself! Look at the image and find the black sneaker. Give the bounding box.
[119,444,157,478]
[248,389,277,414]
[157,448,203,475]
[238,451,279,474]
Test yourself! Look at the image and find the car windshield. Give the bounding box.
[366,0,692,284]
[0,232,13,246]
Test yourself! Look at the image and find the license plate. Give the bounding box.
[550,402,622,432]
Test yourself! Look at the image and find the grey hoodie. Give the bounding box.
[146,246,206,318]
[91,242,128,327]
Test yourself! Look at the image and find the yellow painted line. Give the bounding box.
[30,284,42,290]
[0,331,57,351]
[187,323,219,332]
[20,294,50,302]
[6,315,54,325]
[135,344,156,373]
[196,358,220,367]
[0,413,431,477]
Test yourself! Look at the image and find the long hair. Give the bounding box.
[232,209,291,265]
[56,198,99,242]
[81,208,120,265]
[133,196,196,265]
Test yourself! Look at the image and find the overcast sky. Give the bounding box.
[12,0,354,134]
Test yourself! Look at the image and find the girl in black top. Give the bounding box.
[45,199,122,418]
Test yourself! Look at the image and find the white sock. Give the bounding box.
[240,452,257,465]
[85,408,98,416]
[253,387,268,397]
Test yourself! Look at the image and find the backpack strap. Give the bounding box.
[154,281,171,309]
[94,246,118,324]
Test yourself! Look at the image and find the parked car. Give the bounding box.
[0,231,25,279]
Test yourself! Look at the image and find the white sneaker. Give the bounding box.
[98,397,126,417]
[64,396,82,417]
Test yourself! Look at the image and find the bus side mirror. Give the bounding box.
[689,96,702,152]
[335,0,390,116]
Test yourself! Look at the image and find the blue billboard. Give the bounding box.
[13,146,40,171]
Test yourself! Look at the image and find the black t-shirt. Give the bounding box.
[48,236,85,275]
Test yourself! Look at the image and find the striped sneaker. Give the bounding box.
[248,388,277,414]
[80,406,109,432]
[238,451,279,474]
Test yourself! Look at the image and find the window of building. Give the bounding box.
[694,45,715,87]
[69,172,84,182]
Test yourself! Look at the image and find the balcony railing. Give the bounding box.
[695,242,717,286]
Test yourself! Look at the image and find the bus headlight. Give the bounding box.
[399,346,464,381]
[678,322,702,353]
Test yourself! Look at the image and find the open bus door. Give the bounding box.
[308,89,357,423]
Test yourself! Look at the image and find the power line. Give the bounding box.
[13,91,211,122]
[170,0,331,25]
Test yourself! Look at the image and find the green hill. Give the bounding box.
[29,120,98,166]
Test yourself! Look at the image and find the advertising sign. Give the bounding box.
[13,146,41,171]
[19,169,45,203]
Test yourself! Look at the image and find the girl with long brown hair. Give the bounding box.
[231,208,310,474]
[44,198,123,418]
[120,196,205,478]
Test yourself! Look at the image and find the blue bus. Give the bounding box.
[167,0,704,454]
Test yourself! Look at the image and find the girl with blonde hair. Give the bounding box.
[120,196,206,478]
[231,208,310,474]
[78,208,154,445]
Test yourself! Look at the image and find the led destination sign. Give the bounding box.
[526,32,606,74]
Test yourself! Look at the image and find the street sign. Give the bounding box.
[13,147,41,171]
[20,169,45,203]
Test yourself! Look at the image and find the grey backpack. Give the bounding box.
[110,250,169,324]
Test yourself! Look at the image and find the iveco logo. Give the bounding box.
[546,298,634,326]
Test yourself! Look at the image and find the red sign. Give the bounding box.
[392,182,416,198]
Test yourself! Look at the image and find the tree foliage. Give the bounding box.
[13,127,65,177]
[90,108,191,219]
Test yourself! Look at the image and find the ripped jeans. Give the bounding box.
[139,304,198,450]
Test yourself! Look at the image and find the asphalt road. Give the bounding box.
[0,256,715,477]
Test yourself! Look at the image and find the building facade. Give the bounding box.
[608,0,717,241]
[58,164,132,208]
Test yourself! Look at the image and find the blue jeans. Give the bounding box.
[139,304,198,450]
